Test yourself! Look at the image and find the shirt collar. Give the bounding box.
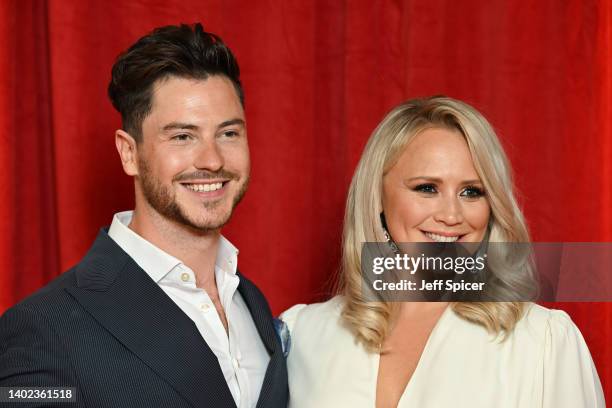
[107,210,239,283]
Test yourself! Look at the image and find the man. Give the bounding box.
[0,23,288,408]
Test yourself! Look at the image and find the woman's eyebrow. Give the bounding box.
[405,176,483,185]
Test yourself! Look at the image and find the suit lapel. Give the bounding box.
[237,275,278,355]
[66,230,236,408]
[237,275,286,408]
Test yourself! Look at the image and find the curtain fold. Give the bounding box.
[0,0,59,312]
[1,0,610,401]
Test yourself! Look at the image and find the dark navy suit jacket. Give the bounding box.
[0,229,288,407]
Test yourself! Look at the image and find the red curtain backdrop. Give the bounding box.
[1,0,610,401]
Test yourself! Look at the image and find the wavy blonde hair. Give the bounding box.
[338,96,536,351]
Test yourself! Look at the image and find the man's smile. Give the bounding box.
[181,180,229,197]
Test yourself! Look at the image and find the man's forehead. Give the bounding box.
[150,74,240,101]
[145,76,245,128]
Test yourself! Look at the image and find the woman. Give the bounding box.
[281,96,605,407]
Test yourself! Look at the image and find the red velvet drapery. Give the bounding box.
[1,0,610,401]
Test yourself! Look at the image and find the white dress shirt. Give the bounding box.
[108,211,270,408]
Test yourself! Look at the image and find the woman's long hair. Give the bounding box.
[338,96,536,351]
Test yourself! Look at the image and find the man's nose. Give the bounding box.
[194,139,224,172]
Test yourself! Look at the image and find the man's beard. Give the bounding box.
[138,158,249,232]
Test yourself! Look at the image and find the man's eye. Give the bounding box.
[223,130,239,138]
[172,134,192,141]
[460,186,485,198]
[413,184,437,194]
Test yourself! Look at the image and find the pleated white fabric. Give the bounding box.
[281,297,605,407]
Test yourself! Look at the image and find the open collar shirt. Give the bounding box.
[108,211,269,408]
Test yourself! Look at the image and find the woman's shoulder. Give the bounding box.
[438,303,592,364]
[282,297,375,407]
[517,303,597,365]
[516,303,605,406]
[431,303,604,406]
[514,303,582,343]
[455,303,591,354]
[280,296,345,333]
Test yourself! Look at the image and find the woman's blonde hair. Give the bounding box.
[338,96,536,351]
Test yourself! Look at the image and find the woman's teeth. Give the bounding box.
[185,182,223,192]
[424,232,460,243]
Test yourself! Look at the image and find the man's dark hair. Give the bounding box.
[108,23,243,142]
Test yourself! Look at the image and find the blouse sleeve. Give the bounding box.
[279,304,307,333]
[542,309,605,407]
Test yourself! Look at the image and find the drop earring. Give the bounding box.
[380,212,399,254]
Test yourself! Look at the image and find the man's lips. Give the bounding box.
[180,180,229,194]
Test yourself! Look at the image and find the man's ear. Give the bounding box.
[115,129,139,176]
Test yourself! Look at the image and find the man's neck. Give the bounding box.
[128,205,220,291]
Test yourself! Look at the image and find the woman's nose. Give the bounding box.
[433,196,464,225]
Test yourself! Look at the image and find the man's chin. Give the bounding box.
[179,208,234,232]
[170,190,244,231]
[194,218,231,232]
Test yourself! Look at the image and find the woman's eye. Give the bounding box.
[460,186,485,198]
[414,184,437,194]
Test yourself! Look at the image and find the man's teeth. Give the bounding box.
[424,232,459,243]
[185,182,223,192]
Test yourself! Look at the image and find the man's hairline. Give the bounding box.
[130,73,245,144]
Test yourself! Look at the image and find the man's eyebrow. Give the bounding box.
[218,118,245,129]
[161,122,200,132]
[160,119,245,132]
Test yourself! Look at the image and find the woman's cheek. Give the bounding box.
[463,201,491,230]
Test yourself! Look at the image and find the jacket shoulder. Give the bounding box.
[5,267,79,316]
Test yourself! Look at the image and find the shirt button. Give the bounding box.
[232,358,240,369]
[180,273,190,282]
[200,303,210,312]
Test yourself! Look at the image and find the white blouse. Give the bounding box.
[281,297,605,407]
